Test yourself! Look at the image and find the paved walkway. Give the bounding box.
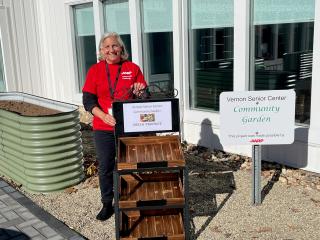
[0,178,87,240]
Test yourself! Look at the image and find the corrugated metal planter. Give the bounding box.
[0,92,84,193]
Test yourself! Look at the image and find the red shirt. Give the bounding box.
[82,60,147,131]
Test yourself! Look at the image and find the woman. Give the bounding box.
[82,32,147,221]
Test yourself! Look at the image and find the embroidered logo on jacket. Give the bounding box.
[121,71,132,80]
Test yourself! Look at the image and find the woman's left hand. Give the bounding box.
[131,82,145,96]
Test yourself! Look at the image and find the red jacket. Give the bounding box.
[82,60,147,131]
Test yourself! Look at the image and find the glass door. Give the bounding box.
[103,0,132,60]
[189,0,234,111]
[141,0,174,92]
[252,0,315,124]
[73,3,96,92]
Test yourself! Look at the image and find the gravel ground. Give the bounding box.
[19,127,320,240]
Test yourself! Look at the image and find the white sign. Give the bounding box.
[123,101,172,133]
[220,90,296,145]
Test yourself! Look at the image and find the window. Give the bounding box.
[189,0,234,111]
[0,37,6,92]
[73,3,96,92]
[252,0,315,124]
[103,0,132,60]
[141,0,174,91]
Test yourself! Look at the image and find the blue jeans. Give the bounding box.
[94,130,115,204]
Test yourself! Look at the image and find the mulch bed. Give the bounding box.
[79,122,320,192]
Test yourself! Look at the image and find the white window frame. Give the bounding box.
[66,0,144,103]
[309,0,320,144]
[173,0,183,99]
[128,0,143,67]
[65,0,181,104]
[182,0,244,129]
[0,6,17,91]
[139,0,175,92]
[65,0,103,104]
[181,0,253,155]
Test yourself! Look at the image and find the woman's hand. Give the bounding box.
[131,82,146,96]
[92,106,116,126]
[101,113,116,126]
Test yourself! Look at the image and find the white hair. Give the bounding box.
[98,32,129,61]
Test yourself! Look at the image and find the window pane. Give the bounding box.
[143,0,172,32]
[191,0,234,29]
[253,0,315,124]
[73,3,96,92]
[0,38,6,92]
[254,0,315,25]
[103,0,131,60]
[141,0,173,92]
[189,0,234,111]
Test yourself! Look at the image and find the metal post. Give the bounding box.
[252,145,261,205]
[183,166,190,239]
[113,171,120,239]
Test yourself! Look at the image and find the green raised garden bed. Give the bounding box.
[0,92,84,193]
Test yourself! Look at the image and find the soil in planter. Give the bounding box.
[0,100,61,116]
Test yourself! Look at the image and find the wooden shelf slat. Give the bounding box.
[119,173,184,209]
[117,136,185,170]
[120,210,185,240]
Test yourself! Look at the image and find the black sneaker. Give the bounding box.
[96,203,114,221]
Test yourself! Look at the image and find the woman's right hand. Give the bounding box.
[101,113,116,126]
[92,106,116,126]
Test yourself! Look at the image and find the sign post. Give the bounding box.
[220,90,296,205]
[252,145,261,204]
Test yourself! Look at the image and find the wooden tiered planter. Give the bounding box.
[113,98,189,240]
[115,135,188,239]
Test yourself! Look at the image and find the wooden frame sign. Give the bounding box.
[113,98,180,136]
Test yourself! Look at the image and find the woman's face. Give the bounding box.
[101,37,122,64]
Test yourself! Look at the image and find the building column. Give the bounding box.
[309,0,320,144]
[233,0,251,91]
[129,0,143,69]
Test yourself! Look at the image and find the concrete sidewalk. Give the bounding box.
[0,178,87,240]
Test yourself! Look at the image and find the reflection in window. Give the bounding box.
[0,38,6,92]
[141,0,174,92]
[189,0,234,111]
[103,0,131,60]
[73,3,96,92]
[253,0,315,124]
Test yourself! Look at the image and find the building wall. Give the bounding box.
[1,0,320,173]
[2,0,40,93]
[33,0,75,103]
[1,0,76,103]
